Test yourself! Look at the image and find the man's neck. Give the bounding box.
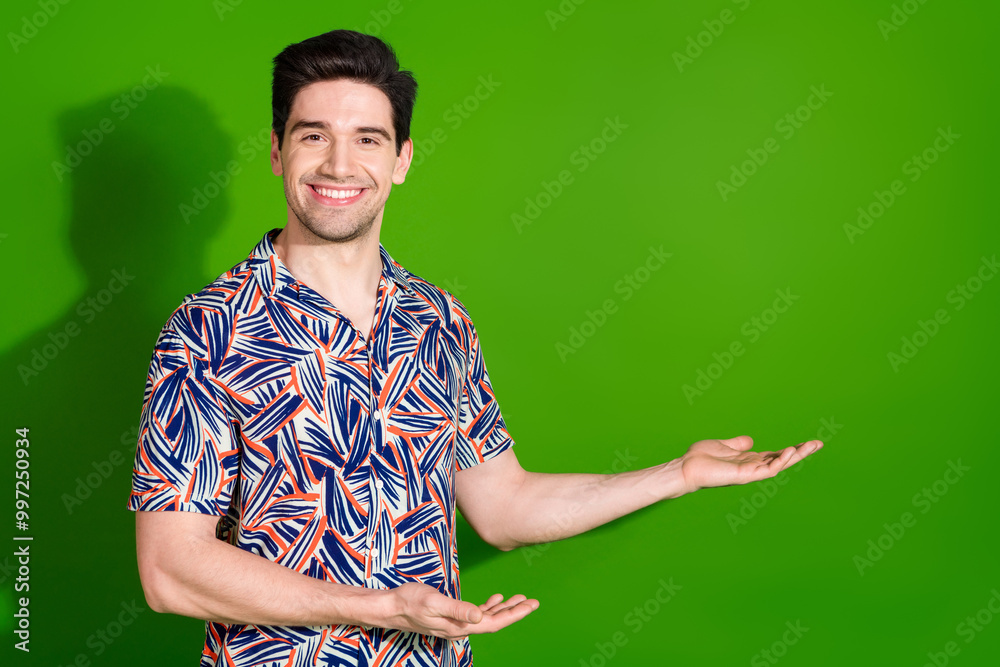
[272,223,383,313]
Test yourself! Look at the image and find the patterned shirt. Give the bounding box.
[127,227,515,666]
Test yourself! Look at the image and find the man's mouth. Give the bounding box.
[308,183,367,206]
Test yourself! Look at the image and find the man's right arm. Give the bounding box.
[132,314,537,639]
[134,509,538,639]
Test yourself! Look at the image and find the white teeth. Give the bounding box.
[315,186,362,199]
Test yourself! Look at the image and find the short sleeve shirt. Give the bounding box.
[126,227,515,667]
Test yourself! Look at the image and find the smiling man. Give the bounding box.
[127,29,823,667]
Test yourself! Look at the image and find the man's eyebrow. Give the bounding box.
[289,119,392,142]
[289,119,328,134]
[356,126,393,142]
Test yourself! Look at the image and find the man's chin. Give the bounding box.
[294,213,378,243]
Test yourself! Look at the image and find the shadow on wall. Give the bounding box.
[0,85,233,661]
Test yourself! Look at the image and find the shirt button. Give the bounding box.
[370,547,380,558]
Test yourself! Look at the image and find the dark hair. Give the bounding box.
[271,30,418,156]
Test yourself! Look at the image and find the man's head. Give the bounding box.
[270,30,417,243]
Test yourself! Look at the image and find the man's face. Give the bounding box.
[270,78,412,243]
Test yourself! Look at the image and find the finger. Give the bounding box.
[485,594,527,614]
[720,435,754,451]
[742,446,794,481]
[453,598,540,635]
[752,447,792,465]
[791,440,823,463]
[479,593,506,612]
[753,450,783,463]
[769,441,821,473]
[473,599,540,633]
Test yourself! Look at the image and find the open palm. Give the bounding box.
[679,435,822,494]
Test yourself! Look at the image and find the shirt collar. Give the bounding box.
[248,227,414,298]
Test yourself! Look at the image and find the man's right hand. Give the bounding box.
[384,581,539,641]
[135,510,537,636]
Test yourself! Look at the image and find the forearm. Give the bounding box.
[494,456,691,551]
[145,527,393,627]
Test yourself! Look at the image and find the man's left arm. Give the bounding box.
[456,435,823,552]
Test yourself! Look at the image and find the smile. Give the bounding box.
[308,184,367,206]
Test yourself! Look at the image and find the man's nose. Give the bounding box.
[323,139,355,177]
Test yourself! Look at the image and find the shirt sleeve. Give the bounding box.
[453,304,515,471]
[126,320,240,515]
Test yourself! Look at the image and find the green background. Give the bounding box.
[2,0,998,665]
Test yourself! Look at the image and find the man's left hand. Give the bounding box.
[679,435,822,495]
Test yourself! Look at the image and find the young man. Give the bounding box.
[128,29,823,667]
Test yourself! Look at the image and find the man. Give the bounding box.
[127,29,823,667]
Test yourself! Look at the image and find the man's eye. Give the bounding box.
[360,137,377,145]
[305,134,321,141]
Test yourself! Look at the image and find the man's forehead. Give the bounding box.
[290,79,393,128]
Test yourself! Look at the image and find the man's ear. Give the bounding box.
[392,137,413,185]
[270,130,283,176]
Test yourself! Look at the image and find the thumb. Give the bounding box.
[721,435,753,451]
[451,600,482,624]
